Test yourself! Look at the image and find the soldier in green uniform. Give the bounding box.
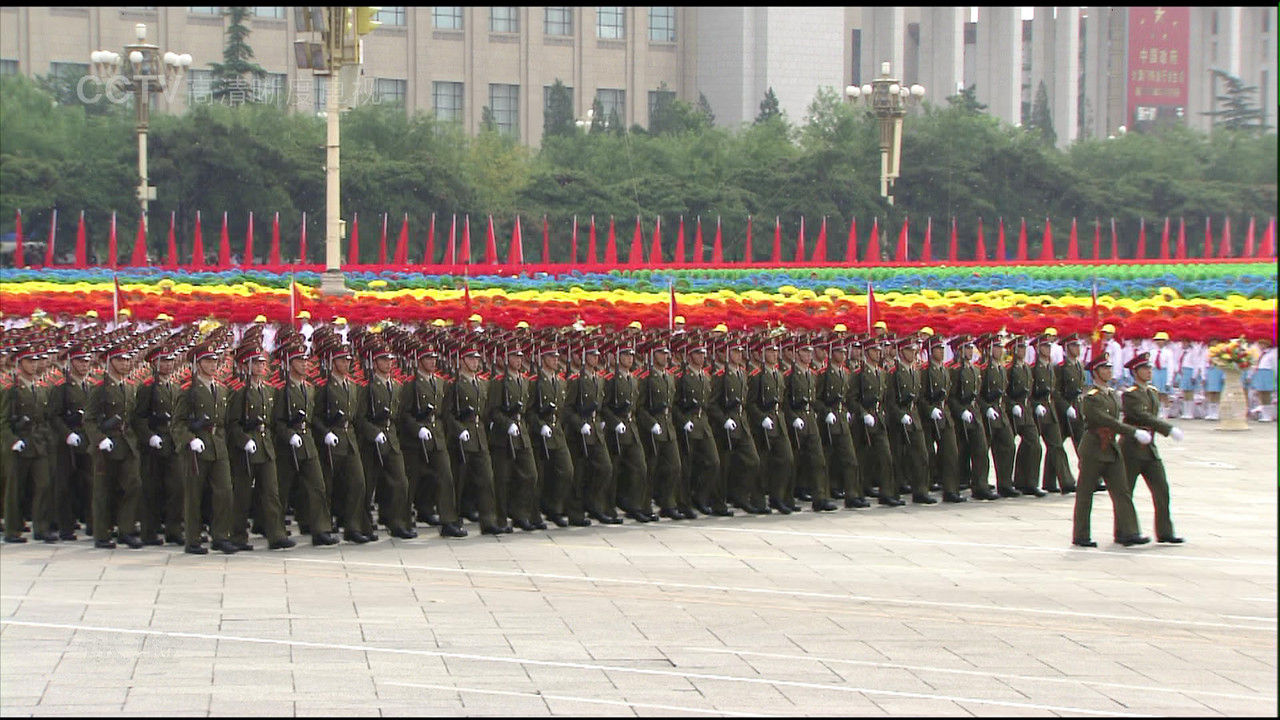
[851,338,902,506]
[486,347,545,531]
[273,343,340,545]
[533,347,587,527]
[1055,334,1088,453]
[227,346,295,550]
[312,343,373,543]
[3,346,55,543]
[749,341,796,513]
[1006,336,1047,496]
[605,346,653,521]
[887,337,937,505]
[446,347,508,534]
[949,336,1000,501]
[919,336,964,502]
[564,347,616,524]
[677,345,729,516]
[1120,353,1185,544]
[397,344,467,537]
[1072,352,1151,547]
[132,346,184,544]
[977,335,1020,497]
[172,343,237,554]
[49,345,95,540]
[816,341,866,508]
[1032,334,1076,493]
[86,345,144,549]
[710,341,762,513]
[356,343,416,539]
[638,345,691,519]
[786,344,838,512]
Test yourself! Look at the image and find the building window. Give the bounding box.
[490,6,519,33]
[851,29,861,85]
[0,59,18,76]
[433,81,464,122]
[375,78,407,106]
[433,6,463,30]
[596,88,624,125]
[189,6,220,14]
[187,68,214,105]
[648,6,675,42]
[489,83,519,138]
[253,72,286,105]
[49,61,89,81]
[596,6,625,39]
[252,6,285,19]
[313,75,328,114]
[375,7,406,26]
[545,7,573,36]
[648,89,675,126]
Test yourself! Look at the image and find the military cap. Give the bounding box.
[235,345,267,364]
[68,344,94,361]
[948,335,974,350]
[144,345,174,363]
[873,320,888,331]
[539,346,560,357]
[368,344,396,361]
[619,345,636,355]
[190,343,219,362]
[16,345,44,361]
[461,347,482,359]
[1060,333,1083,345]
[1035,333,1056,346]
[105,345,134,360]
[1085,352,1111,372]
[505,346,525,357]
[328,343,353,361]
[1124,352,1152,371]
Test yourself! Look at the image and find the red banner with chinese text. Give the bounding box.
[1127,7,1190,128]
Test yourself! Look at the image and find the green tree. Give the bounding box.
[480,105,497,133]
[543,78,575,138]
[649,82,713,136]
[209,6,267,106]
[755,87,782,124]
[589,97,606,133]
[1028,80,1056,146]
[1204,69,1269,132]
[946,84,988,114]
[697,92,716,127]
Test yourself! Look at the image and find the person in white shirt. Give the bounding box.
[1096,325,1125,388]
[1149,332,1177,417]
[1247,338,1276,422]
[1027,328,1065,365]
[1203,338,1226,421]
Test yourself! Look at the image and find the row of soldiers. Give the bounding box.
[1,312,1182,551]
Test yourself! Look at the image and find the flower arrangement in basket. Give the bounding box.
[1208,337,1258,370]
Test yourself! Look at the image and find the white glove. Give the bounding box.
[374,432,387,445]
[577,423,590,436]
[243,439,257,454]
[189,438,205,453]
[1035,404,1047,417]
[290,433,304,448]
[1170,427,1184,442]
[507,423,520,437]
[11,440,25,453]
[323,432,339,447]
[615,422,627,434]
[863,414,876,427]
[683,421,695,432]
[651,423,662,435]
[723,418,737,432]
[1012,405,1023,418]
[792,418,805,430]
[1133,428,1153,445]
[98,438,114,452]
[67,433,83,447]
[846,411,852,423]
[417,427,431,442]
[458,429,471,443]
[961,410,974,424]
[900,414,912,426]
[1066,406,1078,420]
[986,407,998,421]
[147,434,162,449]
[762,417,775,431]
[542,425,555,438]
[930,407,943,421]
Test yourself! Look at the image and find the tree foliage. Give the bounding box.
[1029,80,1056,146]
[755,87,781,124]
[1203,69,1269,132]
[542,79,574,138]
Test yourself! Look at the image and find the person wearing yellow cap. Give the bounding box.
[873,320,888,337]
[1148,331,1176,416]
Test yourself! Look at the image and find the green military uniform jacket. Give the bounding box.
[1080,385,1137,462]
[228,380,277,464]
[919,362,952,430]
[485,371,532,451]
[785,365,821,437]
[50,375,92,458]
[1005,361,1035,427]
[851,363,888,432]
[564,368,605,447]
[709,366,751,443]
[815,362,853,437]
[397,371,449,454]
[748,364,787,444]
[275,376,320,461]
[887,361,923,428]
[947,362,982,421]
[87,374,139,460]
[604,368,643,446]
[312,374,361,457]
[1121,383,1173,461]
[674,365,714,440]
[1055,358,1087,427]
[446,372,490,453]
[357,374,403,456]
[1030,360,1060,422]
[978,361,1010,427]
[172,376,229,461]
[3,378,52,457]
[528,369,569,450]
[133,376,180,457]
[637,367,677,443]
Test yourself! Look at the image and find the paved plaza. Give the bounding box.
[1,423,1275,717]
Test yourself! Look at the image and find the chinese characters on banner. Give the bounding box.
[1127,6,1190,128]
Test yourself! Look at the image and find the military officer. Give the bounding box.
[977,335,1020,497]
[3,346,55,543]
[227,345,295,550]
[748,340,796,513]
[397,344,467,537]
[49,344,94,540]
[816,341,866,508]
[1006,336,1047,496]
[605,345,653,521]
[1120,353,1185,544]
[172,343,237,554]
[86,345,144,549]
[852,338,901,505]
[446,347,508,535]
[312,343,372,543]
[676,344,729,516]
[638,344,691,519]
[485,347,543,531]
[949,336,999,501]
[1032,334,1077,493]
[532,347,586,527]
[273,343,340,545]
[919,336,964,502]
[887,337,937,504]
[786,344,838,512]
[1056,334,1088,453]
[356,343,416,539]
[1072,352,1151,547]
[132,345,184,544]
[565,346,616,524]
[710,340,762,514]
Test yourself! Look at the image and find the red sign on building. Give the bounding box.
[1127,6,1191,129]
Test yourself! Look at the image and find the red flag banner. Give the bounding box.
[995,217,1007,262]
[845,217,857,264]
[1243,216,1256,257]
[243,211,255,266]
[1067,218,1079,260]
[1091,218,1101,260]
[811,216,827,263]
[129,214,148,266]
[1135,217,1147,259]
[217,212,231,268]
[298,212,308,265]
[190,211,205,269]
[377,213,388,265]
[770,217,782,263]
[742,215,753,266]
[107,211,118,268]
[12,209,23,267]
[541,215,550,264]
[712,216,724,264]
[1174,217,1186,259]
[507,215,524,265]
[1202,216,1212,259]
[484,215,498,265]
[586,216,598,265]
[461,214,472,265]
[1158,217,1170,260]
[794,216,806,264]
[394,214,409,265]
[866,218,881,263]
[1218,216,1232,258]
[866,281,878,333]
[649,216,663,266]
[673,216,686,265]
[894,217,909,263]
[628,215,645,267]
[423,212,435,265]
[1261,216,1276,258]
[1016,218,1028,261]
[443,214,456,265]
[74,210,87,268]
[974,218,987,262]
[922,217,934,262]
[268,212,281,265]
[1039,217,1054,261]
[347,213,360,266]
[1110,218,1120,260]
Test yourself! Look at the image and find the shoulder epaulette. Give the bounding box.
[713,369,725,376]
[314,376,329,387]
[1087,387,1100,395]
[634,369,649,379]
[143,378,155,386]
[602,371,615,380]
[180,380,193,390]
[946,361,961,369]
[748,367,761,376]
[1124,385,1138,392]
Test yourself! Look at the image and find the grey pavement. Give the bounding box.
[2,422,1276,717]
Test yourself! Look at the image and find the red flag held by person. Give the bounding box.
[995,217,1007,262]
[974,218,987,262]
[107,211,118,268]
[604,217,618,266]
[268,212,281,266]
[845,217,858,264]
[298,212,308,265]
[866,218,881,263]
[692,216,704,264]
[1066,218,1079,260]
[463,281,472,317]
[1135,217,1147,259]
[628,215,645,267]
[243,211,255,266]
[394,214,409,265]
[165,211,178,268]
[347,213,360,266]
[1039,217,1054,261]
[649,216,663,266]
[1218,216,1232,258]
[770,216,782,263]
[1015,217,1028,261]
[1158,217,1170,260]
[894,217,909,262]
[12,209,23,267]
[673,216,686,265]
[1243,216,1257,257]
[112,273,124,320]
[190,211,205,269]
[794,216,806,264]
[712,216,725,264]
[43,209,57,266]
[668,281,677,330]
[129,214,148,266]
[1175,217,1187,259]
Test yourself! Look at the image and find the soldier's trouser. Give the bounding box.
[955,418,991,494]
[891,423,929,498]
[183,452,231,545]
[492,444,539,524]
[612,438,651,515]
[536,443,576,519]
[988,419,1017,492]
[926,424,961,495]
[5,454,52,537]
[230,453,286,544]
[859,429,896,498]
[1073,455,1138,541]
[681,436,722,510]
[93,453,141,541]
[794,431,830,505]
[1123,453,1175,540]
[1013,423,1043,491]
[823,429,861,501]
[140,450,183,538]
[406,447,458,526]
[572,439,614,518]
[277,452,333,534]
[361,446,410,533]
[320,449,368,535]
[754,429,794,507]
[1039,420,1075,491]
[453,448,498,528]
[55,448,93,533]
[645,438,684,511]
[717,430,760,509]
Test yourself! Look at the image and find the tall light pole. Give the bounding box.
[91,24,191,231]
[846,62,924,206]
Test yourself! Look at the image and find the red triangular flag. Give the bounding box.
[74,210,88,268]
[743,215,754,266]
[298,212,308,265]
[811,216,828,264]
[424,212,435,265]
[668,281,677,330]
[692,216,704,264]
[394,214,409,265]
[921,217,934,262]
[1243,217,1257,257]
[129,214,148,266]
[12,209,23,267]
[673,216,686,265]
[1015,218,1028,261]
[995,217,1007,262]
[1158,217,1170,260]
[1135,218,1147,259]
[1039,217,1054,261]
[770,216,782,263]
[1066,218,1079,260]
[1175,217,1187,259]
[794,216,807,264]
[1202,216,1213,258]
[43,209,57,266]
[541,215,551,264]
[484,215,498,265]
[217,211,231,268]
[947,217,959,262]
[268,212,281,266]
[1110,218,1120,260]
[866,218,881,263]
[1091,218,1101,259]
[866,280,878,333]
[463,281,472,316]
[974,218,987,261]
[712,216,724,264]
[628,215,645,267]
[649,216,663,266]
[894,217,909,262]
[845,217,858,264]
[107,211,118,268]
[378,213,389,265]
[604,217,618,266]
[165,211,178,268]
[347,212,361,266]
[507,215,524,265]
[443,214,456,265]
[112,274,124,319]
[190,211,204,269]
[1218,216,1232,258]
[586,216,598,265]
[1260,217,1276,258]
[460,214,472,265]
[243,211,255,266]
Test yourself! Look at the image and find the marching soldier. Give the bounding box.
[887,337,937,504]
[1032,333,1077,493]
[564,346,617,524]
[676,344,729,516]
[1120,353,1185,544]
[920,336,964,502]
[86,345,144,548]
[1055,334,1088,452]
[3,346,55,543]
[948,336,999,501]
[446,348,508,535]
[710,340,762,514]
[638,344,691,519]
[1006,336,1047,496]
[816,341,866,508]
[786,343,837,511]
[485,347,544,531]
[227,345,295,550]
[172,343,236,554]
[356,343,416,540]
[397,344,467,537]
[49,345,95,540]
[1072,352,1151,547]
[748,340,796,513]
[533,347,587,527]
[312,343,373,543]
[132,345,184,544]
[273,343,340,545]
[851,338,901,505]
[605,346,653,521]
[977,335,1020,497]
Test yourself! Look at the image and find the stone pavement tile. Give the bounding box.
[38,684,129,705]
[122,692,210,712]
[206,700,298,716]
[293,701,382,716]
[0,694,42,708]
[25,705,125,716]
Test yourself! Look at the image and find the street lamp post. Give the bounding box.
[845,62,924,206]
[91,24,191,232]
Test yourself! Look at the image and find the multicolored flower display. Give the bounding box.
[1,262,1275,342]
[1208,338,1260,370]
